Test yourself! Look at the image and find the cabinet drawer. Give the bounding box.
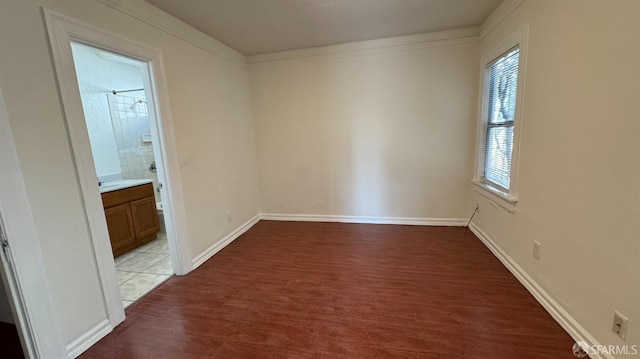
[101,183,154,208]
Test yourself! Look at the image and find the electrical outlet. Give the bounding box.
[532,241,542,260]
[613,311,628,340]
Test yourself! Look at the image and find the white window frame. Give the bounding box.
[473,25,529,213]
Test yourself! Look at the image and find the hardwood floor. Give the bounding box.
[82,221,578,358]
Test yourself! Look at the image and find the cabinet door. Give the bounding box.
[130,197,160,241]
[104,203,136,256]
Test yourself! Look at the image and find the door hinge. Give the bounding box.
[0,234,8,254]
[0,215,7,254]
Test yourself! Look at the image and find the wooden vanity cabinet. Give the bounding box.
[104,204,136,254]
[101,183,160,257]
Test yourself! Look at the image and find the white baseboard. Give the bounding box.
[67,215,261,358]
[259,213,467,226]
[191,214,261,270]
[468,222,608,359]
[66,319,111,358]
[67,218,605,359]
[191,213,464,270]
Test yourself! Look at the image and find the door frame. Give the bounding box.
[0,86,67,357]
[44,8,192,330]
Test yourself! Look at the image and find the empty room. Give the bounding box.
[0,0,637,358]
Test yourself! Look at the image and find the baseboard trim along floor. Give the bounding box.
[468,222,607,359]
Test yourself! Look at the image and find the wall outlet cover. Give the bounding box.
[613,311,628,340]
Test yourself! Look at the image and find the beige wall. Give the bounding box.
[473,0,639,348]
[0,0,259,344]
[249,36,479,219]
[1,0,638,354]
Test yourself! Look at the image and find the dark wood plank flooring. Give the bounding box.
[82,221,578,358]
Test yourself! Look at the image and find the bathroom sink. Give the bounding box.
[99,179,153,193]
[98,182,122,191]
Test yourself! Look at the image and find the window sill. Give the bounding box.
[471,179,517,213]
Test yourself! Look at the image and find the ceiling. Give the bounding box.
[144,0,503,56]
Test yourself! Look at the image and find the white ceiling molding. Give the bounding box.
[248,27,481,67]
[480,0,526,39]
[95,0,248,67]
[95,0,514,66]
[144,0,503,56]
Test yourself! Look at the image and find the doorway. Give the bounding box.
[0,81,67,357]
[0,271,25,359]
[69,43,174,308]
[45,9,191,336]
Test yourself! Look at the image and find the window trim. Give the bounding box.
[473,25,529,211]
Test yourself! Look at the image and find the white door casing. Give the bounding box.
[43,7,192,344]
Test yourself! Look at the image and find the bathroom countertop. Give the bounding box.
[99,179,153,193]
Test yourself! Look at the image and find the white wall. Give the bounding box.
[473,0,639,349]
[0,0,259,347]
[71,42,145,179]
[249,33,479,220]
[0,278,13,324]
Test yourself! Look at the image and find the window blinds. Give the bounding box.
[484,47,519,191]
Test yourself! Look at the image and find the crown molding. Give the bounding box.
[480,0,527,40]
[248,27,480,67]
[95,0,247,67]
[94,0,520,67]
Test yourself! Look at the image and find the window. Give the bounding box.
[474,26,527,210]
[484,47,519,191]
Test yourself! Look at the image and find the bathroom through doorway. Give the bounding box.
[70,42,175,309]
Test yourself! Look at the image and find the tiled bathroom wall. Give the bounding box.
[107,93,161,204]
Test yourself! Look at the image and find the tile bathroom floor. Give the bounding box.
[114,233,173,308]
